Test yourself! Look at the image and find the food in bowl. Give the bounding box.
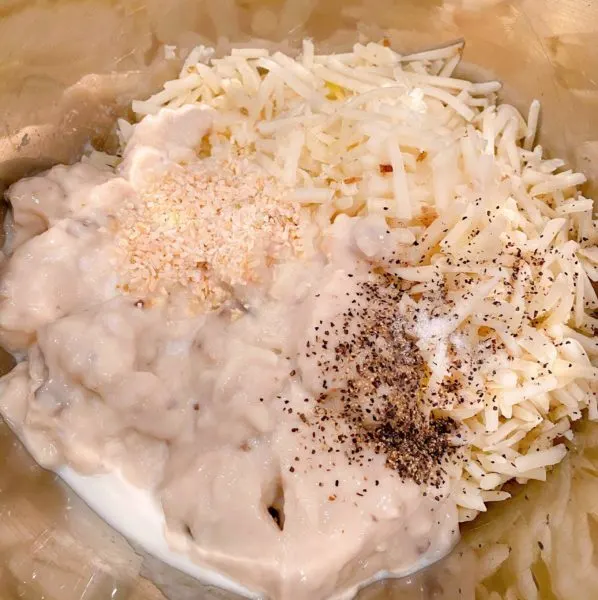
[0,39,597,600]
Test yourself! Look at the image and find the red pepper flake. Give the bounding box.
[416,151,428,162]
[382,38,391,48]
[379,164,393,174]
[328,494,337,501]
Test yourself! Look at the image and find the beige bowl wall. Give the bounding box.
[0,1,597,599]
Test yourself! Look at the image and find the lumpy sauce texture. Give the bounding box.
[0,106,458,600]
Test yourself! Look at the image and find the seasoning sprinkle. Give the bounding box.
[116,156,305,308]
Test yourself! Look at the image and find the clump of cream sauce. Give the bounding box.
[0,106,458,600]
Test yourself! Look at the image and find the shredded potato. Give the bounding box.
[465,422,598,600]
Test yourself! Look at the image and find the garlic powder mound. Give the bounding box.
[115,155,308,308]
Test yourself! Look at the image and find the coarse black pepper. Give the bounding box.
[306,272,458,488]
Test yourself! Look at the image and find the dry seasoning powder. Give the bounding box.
[115,156,306,307]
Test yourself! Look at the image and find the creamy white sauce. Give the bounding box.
[0,105,459,600]
[56,466,452,600]
[58,466,259,599]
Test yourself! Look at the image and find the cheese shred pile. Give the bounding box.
[128,39,598,525]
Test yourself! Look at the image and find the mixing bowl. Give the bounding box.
[1,1,598,599]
